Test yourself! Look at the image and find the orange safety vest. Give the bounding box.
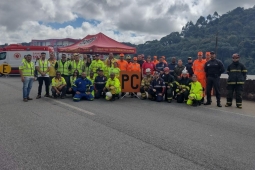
[130,63,141,72]
[192,59,206,79]
[126,62,133,71]
[117,60,128,71]
[152,60,159,65]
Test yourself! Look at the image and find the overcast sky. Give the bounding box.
[0,0,254,45]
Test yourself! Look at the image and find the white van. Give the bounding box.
[0,44,54,75]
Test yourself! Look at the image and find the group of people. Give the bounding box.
[19,51,247,108]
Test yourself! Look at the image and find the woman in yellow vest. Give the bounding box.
[104,60,111,79]
[85,57,92,75]
[68,70,79,97]
[108,62,120,79]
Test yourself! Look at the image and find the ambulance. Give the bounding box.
[0,44,54,75]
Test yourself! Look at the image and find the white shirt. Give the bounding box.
[35,60,50,77]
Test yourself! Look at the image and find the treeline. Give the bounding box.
[123,6,255,74]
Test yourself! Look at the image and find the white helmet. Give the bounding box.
[106,92,112,97]
[182,67,188,74]
[145,68,151,73]
[105,92,112,100]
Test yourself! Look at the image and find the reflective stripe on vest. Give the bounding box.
[23,61,34,76]
[39,60,48,72]
[58,61,69,75]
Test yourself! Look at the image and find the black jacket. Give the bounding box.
[204,59,225,78]
[161,73,175,87]
[185,63,194,77]
[227,61,247,85]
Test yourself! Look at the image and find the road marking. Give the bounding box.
[51,99,95,116]
[201,106,255,118]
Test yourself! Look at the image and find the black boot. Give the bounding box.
[192,100,198,107]
[217,102,222,107]
[201,97,204,104]
[204,100,211,105]
[111,94,115,101]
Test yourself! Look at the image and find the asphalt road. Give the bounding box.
[0,77,255,170]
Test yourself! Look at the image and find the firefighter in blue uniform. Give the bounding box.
[72,72,94,102]
[204,51,225,107]
[148,71,166,102]
[175,69,192,103]
[161,67,175,103]
[94,68,107,99]
[225,53,247,109]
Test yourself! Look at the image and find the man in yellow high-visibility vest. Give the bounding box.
[19,54,35,102]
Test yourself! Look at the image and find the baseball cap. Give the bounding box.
[126,55,131,59]
[210,51,215,54]
[120,53,125,57]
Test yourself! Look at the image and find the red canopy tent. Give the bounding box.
[57,32,136,54]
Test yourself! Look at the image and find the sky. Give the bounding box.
[0,0,254,45]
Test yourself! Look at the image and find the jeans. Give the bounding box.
[38,77,50,95]
[23,77,34,99]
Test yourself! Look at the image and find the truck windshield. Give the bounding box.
[0,52,6,60]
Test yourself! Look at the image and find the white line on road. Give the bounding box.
[201,106,255,118]
[51,99,95,116]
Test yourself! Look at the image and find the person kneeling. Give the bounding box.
[148,71,165,102]
[187,74,203,106]
[104,73,121,101]
[176,69,191,103]
[51,71,67,99]
[72,72,94,102]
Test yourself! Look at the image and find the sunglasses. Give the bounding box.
[188,58,192,60]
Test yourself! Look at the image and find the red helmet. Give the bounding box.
[163,67,170,72]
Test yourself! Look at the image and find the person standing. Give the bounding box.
[89,54,105,77]
[193,51,207,103]
[35,52,50,99]
[205,52,211,61]
[204,51,225,107]
[168,57,177,77]
[51,71,67,99]
[140,68,153,100]
[152,56,159,65]
[142,56,155,77]
[48,52,57,83]
[55,53,72,92]
[126,55,133,71]
[137,55,145,68]
[19,54,35,102]
[71,53,84,76]
[174,59,185,80]
[225,54,247,109]
[155,58,167,74]
[185,57,194,77]
[117,53,128,71]
[105,53,117,68]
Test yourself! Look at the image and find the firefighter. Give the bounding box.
[185,57,194,77]
[148,71,166,102]
[175,69,192,103]
[161,67,175,103]
[225,54,247,109]
[35,52,51,99]
[104,73,121,101]
[72,72,94,102]
[187,74,203,106]
[174,59,185,80]
[140,68,154,100]
[204,51,225,107]
[168,57,177,77]
[94,69,107,99]
[193,51,207,103]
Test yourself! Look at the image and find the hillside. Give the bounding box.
[125,6,255,74]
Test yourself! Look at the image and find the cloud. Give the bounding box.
[0,0,254,45]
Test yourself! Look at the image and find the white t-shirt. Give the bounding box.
[35,60,50,77]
